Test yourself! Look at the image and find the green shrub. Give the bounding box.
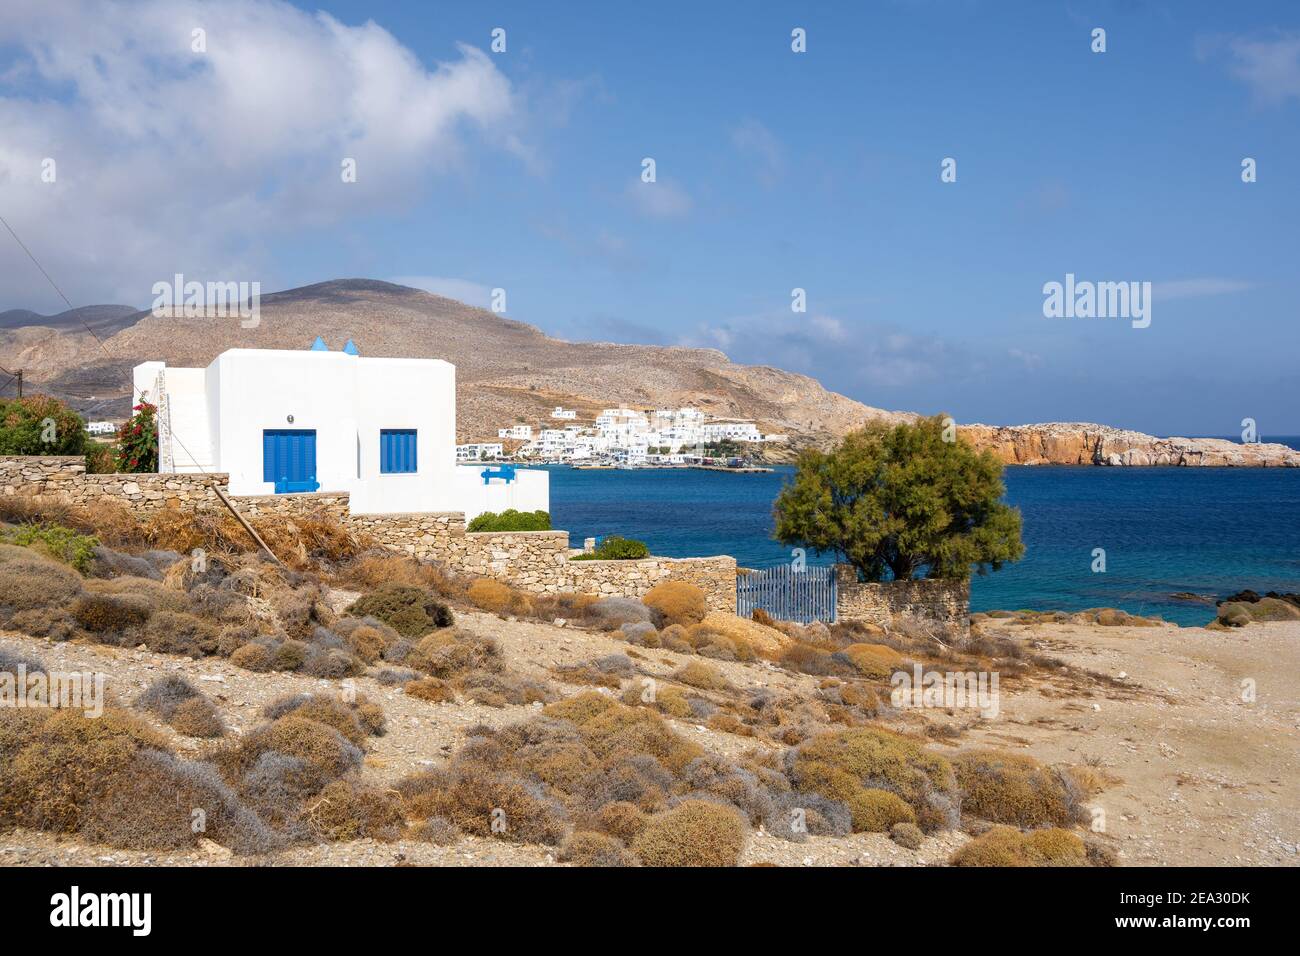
[84,445,117,474]
[0,524,99,573]
[347,585,454,637]
[571,536,651,561]
[467,509,551,532]
[0,395,87,456]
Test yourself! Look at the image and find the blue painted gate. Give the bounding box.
[262,429,319,493]
[736,564,837,623]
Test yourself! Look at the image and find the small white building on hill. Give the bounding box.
[133,341,547,519]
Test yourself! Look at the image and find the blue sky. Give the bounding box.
[1,0,1297,434]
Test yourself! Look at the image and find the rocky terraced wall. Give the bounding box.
[835,565,970,638]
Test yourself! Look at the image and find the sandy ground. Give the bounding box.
[2,608,1296,867]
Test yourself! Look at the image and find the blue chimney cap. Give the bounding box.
[343,339,359,356]
[310,336,329,351]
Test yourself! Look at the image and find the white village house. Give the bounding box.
[132,339,548,520]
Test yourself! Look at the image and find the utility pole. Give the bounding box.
[14,369,20,398]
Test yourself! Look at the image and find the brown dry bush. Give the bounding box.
[950,825,1088,867]
[890,821,925,849]
[142,610,220,657]
[837,643,905,679]
[561,830,639,866]
[262,693,385,745]
[397,765,569,845]
[215,715,363,795]
[406,629,502,678]
[71,592,151,635]
[135,675,226,737]
[467,578,514,614]
[405,677,457,703]
[592,800,647,844]
[231,642,273,672]
[952,750,1089,828]
[0,708,168,833]
[631,800,747,867]
[672,660,732,691]
[642,581,708,627]
[0,548,84,614]
[336,552,462,598]
[304,778,403,841]
[789,726,959,833]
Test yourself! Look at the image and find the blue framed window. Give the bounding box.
[380,429,417,474]
[262,429,319,494]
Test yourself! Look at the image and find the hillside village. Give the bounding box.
[458,405,788,466]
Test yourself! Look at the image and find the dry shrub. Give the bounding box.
[169,697,227,738]
[460,670,555,708]
[72,592,151,634]
[231,642,272,672]
[347,584,453,637]
[135,675,225,737]
[337,552,459,596]
[143,610,220,657]
[838,643,905,679]
[405,677,456,703]
[778,642,838,676]
[79,748,279,854]
[0,550,84,613]
[751,607,775,627]
[890,821,924,849]
[271,639,308,671]
[631,800,747,867]
[262,693,383,745]
[252,510,367,569]
[950,825,1088,867]
[406,629,501,678]
[216,715,363,795]
[304,778,403,841]
[543,692,705,775]
[593,800,647,844]
[673,661,731,691]
[849,788,917,832]
[642,581,707,627]
[398,765,569,845]
[561,830,638,867]
[789,726,958,832]
[343,624,389,663]
[467,578,514,614]
[952,750,1088,828]
[414,816,463,845]
[585,597,653,631]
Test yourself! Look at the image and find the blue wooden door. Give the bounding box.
[262,429,319,493]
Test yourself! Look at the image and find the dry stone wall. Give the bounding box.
[834,565,970,638]
[1,456,737,611]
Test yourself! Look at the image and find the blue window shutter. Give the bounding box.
[380,429,417,474]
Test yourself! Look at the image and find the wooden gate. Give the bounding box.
[736,564,837,623]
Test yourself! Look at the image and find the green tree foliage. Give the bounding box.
[773,416,1024,582]
[466,509,551,532]
[115,401,158,473]
[0,395,87,456]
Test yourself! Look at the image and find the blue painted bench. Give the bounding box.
[481,465,517,485]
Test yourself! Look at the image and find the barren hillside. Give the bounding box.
[2,279,906,443]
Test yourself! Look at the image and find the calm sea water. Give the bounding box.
[545,448,1300,627]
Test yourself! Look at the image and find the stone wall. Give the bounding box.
[1,456,737,611]
[1,456,222,511]
[834,565,970,638]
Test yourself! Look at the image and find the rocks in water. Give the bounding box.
[1170,592,1213,604]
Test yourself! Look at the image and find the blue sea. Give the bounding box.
[545,445,1300,627]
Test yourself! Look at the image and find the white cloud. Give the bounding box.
[625,177,692,220]
[1152,278,1255,301]
[0,0,526,307]
[389,276,493,308]
[1201,32,1300,106]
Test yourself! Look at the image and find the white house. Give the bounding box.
[456,442,504,461]
[551,406,577,420]
[85,421,117,436]
[497,424,533,440]
[133,342,547,520]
